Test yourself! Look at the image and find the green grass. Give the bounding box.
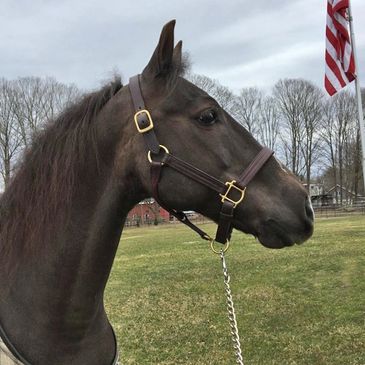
[105,216,365,365]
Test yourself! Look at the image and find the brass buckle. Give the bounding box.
[220,180,246,208]
[134,109,154,133]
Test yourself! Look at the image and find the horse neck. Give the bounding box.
[0,88,146,363]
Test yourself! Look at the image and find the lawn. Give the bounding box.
[105,216,365,365]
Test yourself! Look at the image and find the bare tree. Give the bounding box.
[273,79,323,189]
[321,91,358,202]
[344,124,362,198]
[321,99,338,197]
[234,87,262,136]
[11,77,80,146]
[41,78,80,121]
[335,92,356,202]
[186,73,237,116]
[0,77,80,189]
[258,95,280,151]
[273,79,306,177]
[298,81,324,189]
[0,79,23,187]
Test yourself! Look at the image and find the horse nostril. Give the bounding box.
[305,196,314,221]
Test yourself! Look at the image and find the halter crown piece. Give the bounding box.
[129,74,273,246]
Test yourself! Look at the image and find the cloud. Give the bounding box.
[207,41,324,91]
[0,0,364,94]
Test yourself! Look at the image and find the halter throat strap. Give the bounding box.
[129,74,273,244]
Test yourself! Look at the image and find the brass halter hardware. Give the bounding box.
[220,180,246,208]
[147,145,169,164]
[210,238,230,254]
[134,109,154,133]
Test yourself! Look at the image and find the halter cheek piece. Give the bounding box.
[129,75,273,245]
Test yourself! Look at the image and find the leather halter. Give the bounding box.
[129,75,274,244]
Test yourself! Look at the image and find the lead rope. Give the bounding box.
[211,240,244,365]
[221,250,244,365]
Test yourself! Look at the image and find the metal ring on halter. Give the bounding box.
[210,238,230,254]
[147,145,169,164]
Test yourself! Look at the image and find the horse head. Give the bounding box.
[125,20,314,248]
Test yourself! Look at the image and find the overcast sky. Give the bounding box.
[1,0,364,94]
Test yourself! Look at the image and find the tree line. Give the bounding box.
[0,75,364,201]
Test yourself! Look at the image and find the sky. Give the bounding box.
[1,0,364,94]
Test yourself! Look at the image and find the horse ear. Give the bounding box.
[142,20,176,78]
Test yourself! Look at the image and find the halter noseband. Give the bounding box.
[129,74,273,245]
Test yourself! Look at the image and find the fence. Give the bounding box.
[314,203,365,218]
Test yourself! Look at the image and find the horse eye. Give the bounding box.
[198,110,217,126]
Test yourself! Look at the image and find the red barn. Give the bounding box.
[127,198,170,226]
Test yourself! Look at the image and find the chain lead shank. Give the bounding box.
[220,251,244,365]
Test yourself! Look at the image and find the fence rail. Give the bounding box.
[314,204,365,218]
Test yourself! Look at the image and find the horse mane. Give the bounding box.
[0,77,123,273]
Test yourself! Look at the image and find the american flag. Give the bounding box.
[325,0,356,96]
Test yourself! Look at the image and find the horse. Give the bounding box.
[0,20,314,365]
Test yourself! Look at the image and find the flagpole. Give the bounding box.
[348,1,365,195]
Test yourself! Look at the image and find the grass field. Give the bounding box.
[105,216,365,365]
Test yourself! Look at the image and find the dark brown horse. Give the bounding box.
[0,20,313,364]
